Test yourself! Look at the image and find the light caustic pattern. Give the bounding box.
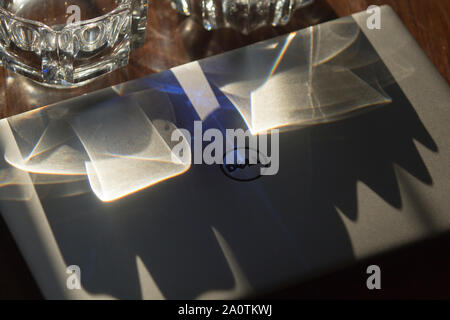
[0,89,191,202]
[200,18,393,134]
[0,17,401,202]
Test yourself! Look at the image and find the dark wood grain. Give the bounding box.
[0,0,448,299]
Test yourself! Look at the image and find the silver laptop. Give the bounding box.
[0,6,449,299]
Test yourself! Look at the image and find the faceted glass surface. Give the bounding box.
[0,0,148,88]
[172,0,314,34]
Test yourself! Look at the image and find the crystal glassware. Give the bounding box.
[0,0,148,88]
[172,0,314,34]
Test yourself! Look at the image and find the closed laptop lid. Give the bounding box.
[0,6,449,299]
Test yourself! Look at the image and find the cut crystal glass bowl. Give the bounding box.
[172,0,314,34]
[0,0,148,88]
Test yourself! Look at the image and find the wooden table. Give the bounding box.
[0,0,448,299]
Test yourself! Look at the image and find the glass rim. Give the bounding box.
[0,3,130,32]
